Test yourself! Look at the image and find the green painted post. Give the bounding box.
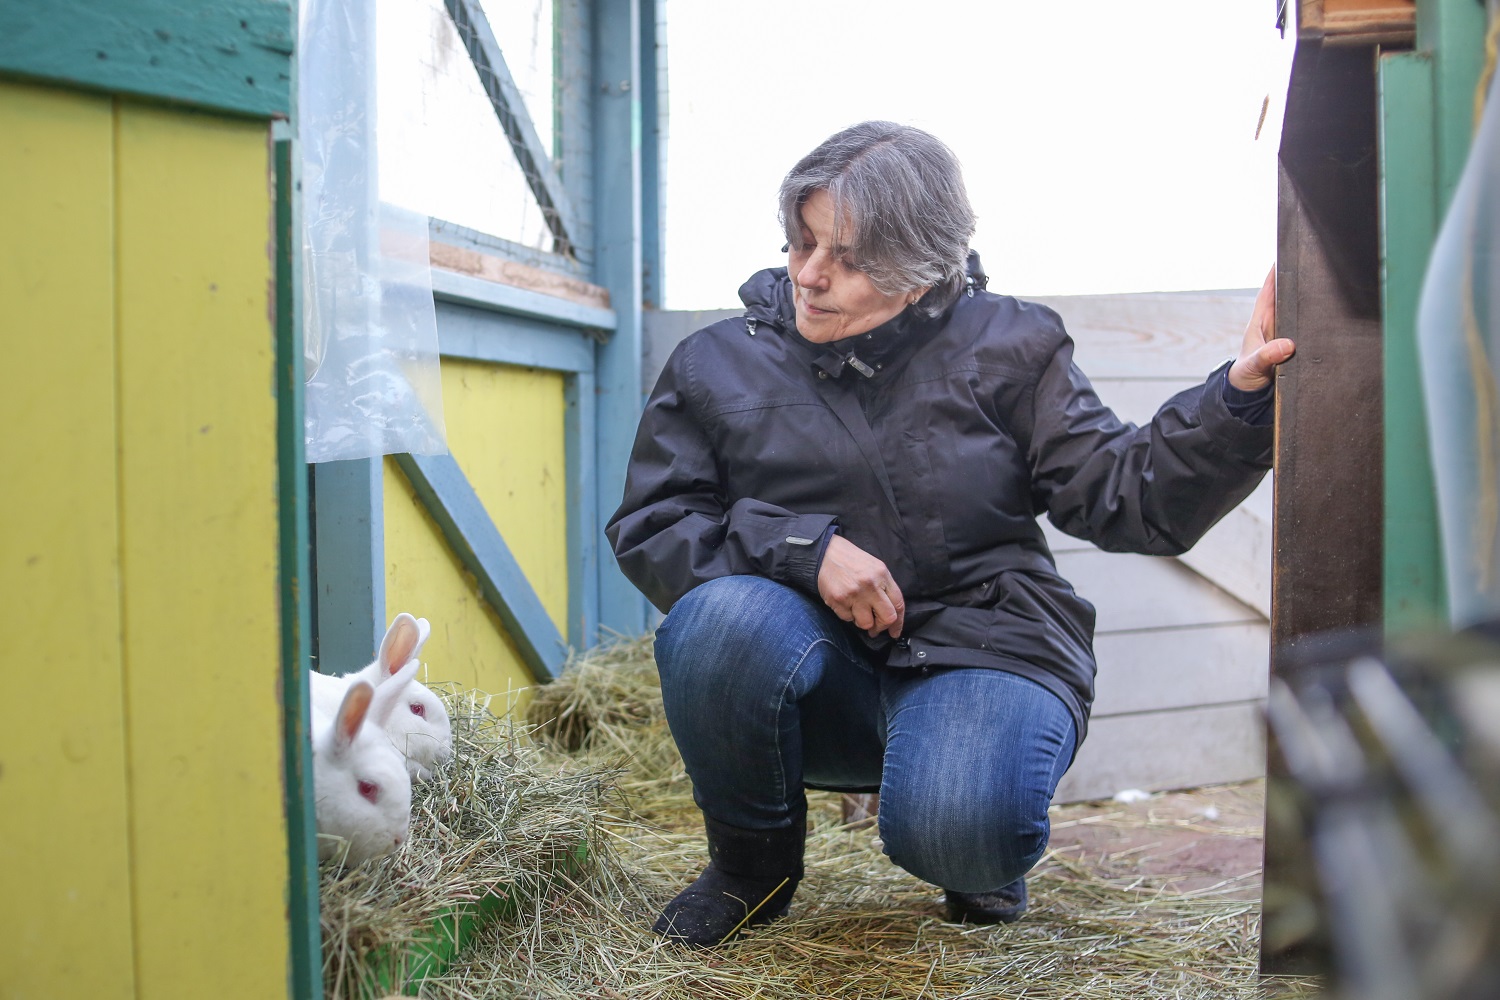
[274,127,325,1000]
[1380,0,1486,633]
[1380,52,1447,633]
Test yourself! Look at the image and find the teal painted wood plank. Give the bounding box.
[273,130,324,1000]
[638,0,665,310]
[442,0,581,257]
[1416,0,1486,213]
[566,371,600,649]
[590,0,648,637]
[555,0,595,269]
[430,268,616,332]
[435,301,597,373]
[395,453,566,681]
[1379,51,1447,633]
[312,459,386,673]
[0,0,292,118]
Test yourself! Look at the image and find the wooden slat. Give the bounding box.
[1054,549,1262,633]
[0,80,136,1000]
[429,240,611,310]
[1030,290,1256,379]
[1055,703,1266,804]
[1300,0,1417,45]
[115,104,289,997]
[430,267,617,332]
[1091,623,1270,717]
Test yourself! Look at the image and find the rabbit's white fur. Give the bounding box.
[310,613,454,781]
[310,658,419,867]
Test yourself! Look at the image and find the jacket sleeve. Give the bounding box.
[1022,333,1274,556]
[605,339,839,613]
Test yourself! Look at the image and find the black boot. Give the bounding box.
[944,876,1028,924]
[652,813,805,946]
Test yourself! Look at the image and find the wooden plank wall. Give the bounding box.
[1033,290,1272,802]
[1,81,292,998]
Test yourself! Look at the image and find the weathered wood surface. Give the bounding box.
[429,240,612,310]
[1091,623,1271,717]
[1298,0,1417,46]
[1055,703,1267,804]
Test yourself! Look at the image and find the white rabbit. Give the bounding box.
[311,658,421,867]
[311,612,454,781]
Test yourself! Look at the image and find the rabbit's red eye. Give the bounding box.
[358,780,379,803]
[410,702,426,718]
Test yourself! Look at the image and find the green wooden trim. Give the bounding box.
[393,453,567,681]
[360,841,588,995]
[1416,0,1487,213]
[273,129,324,1000]
[0,0,292,118]
[1379,51,1448,633]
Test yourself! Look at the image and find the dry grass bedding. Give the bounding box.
[319,637,1322,999]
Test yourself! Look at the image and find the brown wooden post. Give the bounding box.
[1261,39,1386,977]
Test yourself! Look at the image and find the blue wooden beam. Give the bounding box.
[436,301,597,373]
[442,0,583,258]
[430,217,590,281]
[639,0,666,310]
[394,453,566,681]
[430,267,616,331]
[566,371,601,649]
[589,0,649,637]
[312,459,386,673]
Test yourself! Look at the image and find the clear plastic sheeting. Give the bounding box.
[300,0,447,463]
[1418,66,1500,627]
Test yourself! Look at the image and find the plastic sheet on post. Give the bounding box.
[300,0,447,464]
[1418,66,1500,628]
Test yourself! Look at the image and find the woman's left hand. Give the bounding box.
[1228,266,1296,392]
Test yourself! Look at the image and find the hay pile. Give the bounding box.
[321,638,1322,999]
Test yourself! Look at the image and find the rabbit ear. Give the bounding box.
[412,618,432,657]
[333,681,376,755]
[378,613,422,678]
[368,657,421,728]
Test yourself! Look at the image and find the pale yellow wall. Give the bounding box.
[1,81,137,1000]
[384,359,569,709]
[0,82,291,999]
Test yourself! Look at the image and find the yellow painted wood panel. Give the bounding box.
[441,360,568,632]
[383,360,569,704]
[0,81,136,1000]
[114,102,289,998]
[384,457,535,711]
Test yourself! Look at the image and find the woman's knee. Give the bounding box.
[878,785,1052,891]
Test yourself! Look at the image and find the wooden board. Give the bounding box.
[1031,290,1257,379]
[115,103,289,998]
[1055,703,1267,804]
[1054,549,1263,633]
[1299,0,1417,46]
[0,80,136,1000]
[1091,623,1270,718]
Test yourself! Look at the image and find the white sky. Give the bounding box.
[371,0,1296,311]
[660,1,1296,309]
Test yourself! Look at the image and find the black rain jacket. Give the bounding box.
[606,260,1274,745]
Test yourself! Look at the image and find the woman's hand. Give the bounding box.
[1228,266,1296,392]
[818,534,906,639]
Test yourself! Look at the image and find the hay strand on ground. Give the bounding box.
[325,637,1322,999]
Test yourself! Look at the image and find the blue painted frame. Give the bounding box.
[394,453,567,680]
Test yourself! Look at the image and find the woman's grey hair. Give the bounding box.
[779,121,976,318]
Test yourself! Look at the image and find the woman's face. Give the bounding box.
[788,189,914,343]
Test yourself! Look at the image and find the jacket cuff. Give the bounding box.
[778,514,840,594]
[1201,363,1275,460]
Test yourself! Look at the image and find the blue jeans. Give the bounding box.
[653,575,1078,893]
